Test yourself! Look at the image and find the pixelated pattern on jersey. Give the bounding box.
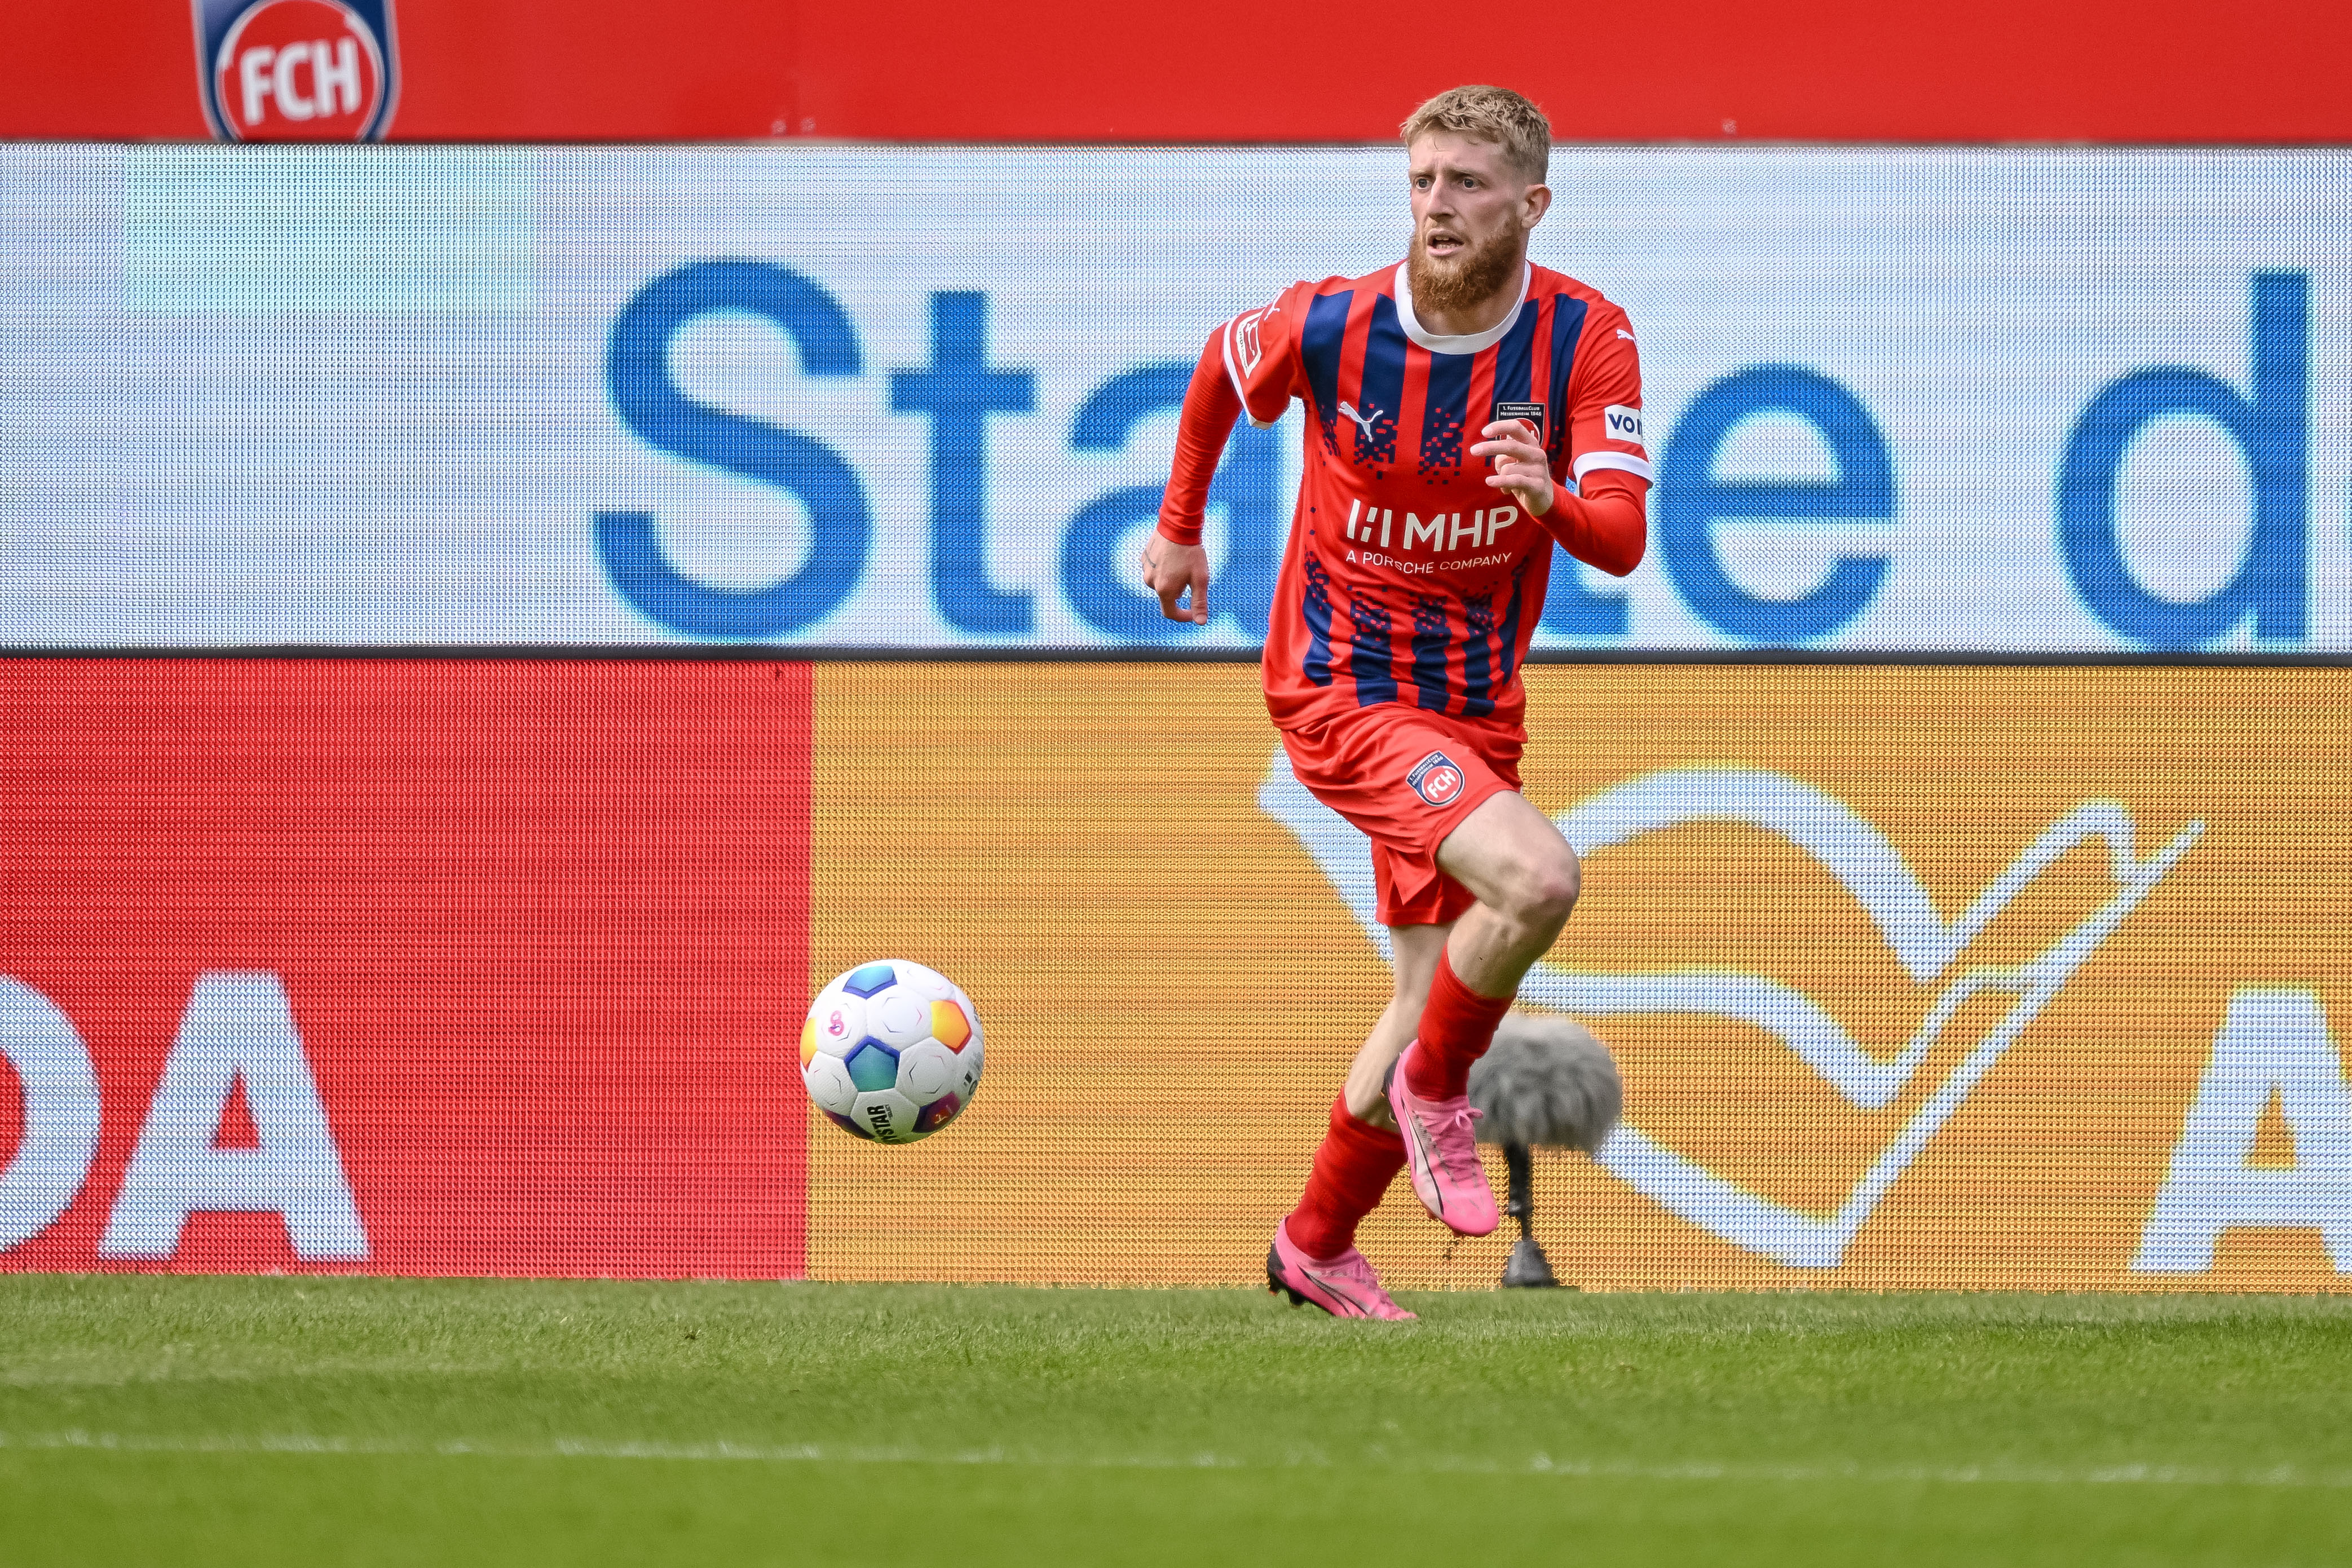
[1301,551,1336,688]
[1342,399,1396,469]
[1494,556,1534,686]
[1461,592,1498,718]
[1419,348,1473,476]
[1346,592,1398,706]
[1410,596,1453,712]
[1417,405,1463,475]
[1300,291,1352,458]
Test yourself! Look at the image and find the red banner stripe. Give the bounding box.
[0,659,811,1279]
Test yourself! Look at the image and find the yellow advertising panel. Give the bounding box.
[809,662,2350,1292]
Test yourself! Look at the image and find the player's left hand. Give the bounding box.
[1470,419,1554,516]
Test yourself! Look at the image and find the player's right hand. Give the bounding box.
[1141,536,1211,626]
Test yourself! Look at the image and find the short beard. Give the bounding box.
[1408,218,1525,319]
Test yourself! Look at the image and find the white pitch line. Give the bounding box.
[2,1430,2349,1490]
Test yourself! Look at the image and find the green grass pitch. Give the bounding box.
[2,1278,2347,1566]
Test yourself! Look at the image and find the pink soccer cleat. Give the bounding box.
[1386,1043,1500,1236]
[1265,1219,1416,1321]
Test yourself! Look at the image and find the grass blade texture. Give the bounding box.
[1,1277,2346,1566]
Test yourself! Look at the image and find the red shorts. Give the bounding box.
[1278,704,1524,928]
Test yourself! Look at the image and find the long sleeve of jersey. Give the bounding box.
[1546,300,1649,577]
[1155,331,1241,547]
[1540,470,1646,577]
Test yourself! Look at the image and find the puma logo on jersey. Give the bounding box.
[1338,400,1384,441]
[1616,328,1636,341]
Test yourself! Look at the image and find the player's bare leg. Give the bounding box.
[1431,791,1582,990]
[1341,922,1450,1128]
[1385,790,1579,1234]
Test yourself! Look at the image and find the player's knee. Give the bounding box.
[1510,845,1581,932]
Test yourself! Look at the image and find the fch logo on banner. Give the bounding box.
[194,0,398,141]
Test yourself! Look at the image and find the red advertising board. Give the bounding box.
[3,0,2347,144]
[0,660,811,1277]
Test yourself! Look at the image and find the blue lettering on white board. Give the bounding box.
[890,292,1039,636]
[1657,365,1895,643]
[2059,272,2307,648]
[1061,362,1279,642]
[597,260,871,638]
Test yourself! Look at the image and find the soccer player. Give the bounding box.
[1144,86,1649,1319]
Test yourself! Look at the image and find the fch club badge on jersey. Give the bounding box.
[1494,401,1546,443]
[1407,752,1466,808]
[195,0,398,141]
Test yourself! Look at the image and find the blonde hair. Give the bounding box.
[1400,85,1551,186]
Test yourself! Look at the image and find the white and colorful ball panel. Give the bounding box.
[819,1090,960,1143]
[914,1090,965,1136]
[848,1088,924,1144]
[802,1052,859,1115]
[887,960,959,1004]
[805,990,868,1059]
[851,959,981,1046]
[953,1037,982,1098]
[867,987,934,1050]
[895,1040,959,1102]
[834,961,902,1000]
[841,1036,902,1094]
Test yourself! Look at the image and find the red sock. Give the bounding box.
[1286,1097,1406,1261]
[1403,947,1515,1100]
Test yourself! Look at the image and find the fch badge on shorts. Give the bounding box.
[1407,752,1466,808]
[195,0,400,142]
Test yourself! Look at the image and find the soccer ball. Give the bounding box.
[800,959,983,1145]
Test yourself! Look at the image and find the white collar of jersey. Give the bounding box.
[1391,259,1532,355]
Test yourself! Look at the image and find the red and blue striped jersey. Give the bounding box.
[1208,260,1649,732]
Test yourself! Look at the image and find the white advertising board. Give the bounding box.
[1,144,2346,651]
